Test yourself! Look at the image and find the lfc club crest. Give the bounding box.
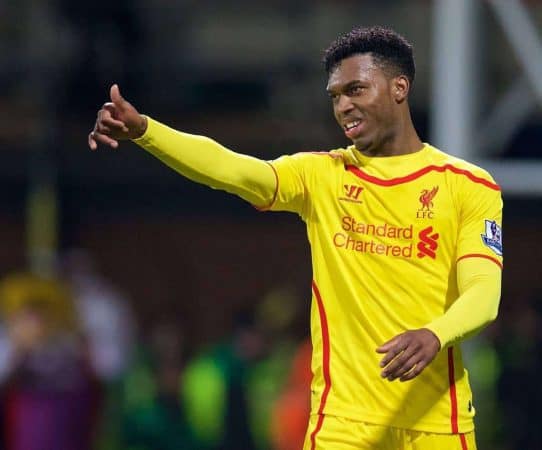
[417,186,439,219]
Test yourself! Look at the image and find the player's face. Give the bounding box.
[326,54,399,153]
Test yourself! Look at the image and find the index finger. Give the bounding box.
[376,335,409,367]
[376,334,403,353]
[99,106,126,128]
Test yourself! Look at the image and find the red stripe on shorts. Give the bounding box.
[310,281,331,450]
[460,433,468,450]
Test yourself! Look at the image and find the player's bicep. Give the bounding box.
[456,181,503,268]
[264,154,309,216]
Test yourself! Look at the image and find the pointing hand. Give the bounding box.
[88,84,148,150]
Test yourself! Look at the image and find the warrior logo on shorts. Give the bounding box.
[416,186,439,219]
[481,220,502,256]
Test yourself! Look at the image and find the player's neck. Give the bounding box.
[357,113,423,158]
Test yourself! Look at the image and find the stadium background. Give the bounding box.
[0,1,540,449]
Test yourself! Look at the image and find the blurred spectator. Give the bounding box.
[182,307,262,450]
[59,248,137,450]
[120,320,201,450]
[270,338,312,450]
[182,287,305,450]
[0,273,100,450]
[60,248,135,382]
[462,335,502,449]
[247,287,307,449]
[495,294,542,450]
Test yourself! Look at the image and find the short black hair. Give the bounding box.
[323,26,415,85]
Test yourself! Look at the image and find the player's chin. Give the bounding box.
[352,135,373,152]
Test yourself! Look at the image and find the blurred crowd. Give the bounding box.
[0,253,312,450]
[0,252,539,450]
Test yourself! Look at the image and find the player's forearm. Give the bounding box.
[424,258,501,348]
[132,117,277,207]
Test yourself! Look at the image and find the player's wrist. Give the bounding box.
[421,327,442,351]
[134,114,148,139]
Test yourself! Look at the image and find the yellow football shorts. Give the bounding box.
[303,415,476,450]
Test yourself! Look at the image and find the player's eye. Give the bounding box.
[349,86,365,96]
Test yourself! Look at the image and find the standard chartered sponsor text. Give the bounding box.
[333,216,413,258]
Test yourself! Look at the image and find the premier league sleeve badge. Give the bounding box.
[481,220,503,256]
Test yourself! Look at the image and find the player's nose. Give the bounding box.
[336,94,355,115]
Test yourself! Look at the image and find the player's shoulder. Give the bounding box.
[425,144,500,191]
[277,146,349,167]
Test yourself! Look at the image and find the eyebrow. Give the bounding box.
[326,79,364,94]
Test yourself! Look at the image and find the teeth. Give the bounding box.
[345,120,361,131]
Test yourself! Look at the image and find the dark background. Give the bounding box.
[0,1,541,449]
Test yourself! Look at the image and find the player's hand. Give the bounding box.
[376,329,441,382]
[88,84,148,150]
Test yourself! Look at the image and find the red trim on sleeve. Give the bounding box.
[460,433,469,450]
[254,162,279,211]
[457,253,503,269]
[346,164,501,191]
[448,347,459,433]
[310,280,332,450]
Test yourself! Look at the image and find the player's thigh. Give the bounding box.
[303,415,400,450]
[410,430,477,450]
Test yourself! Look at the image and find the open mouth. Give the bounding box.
[344,120,361,131]
[343,119,364,139]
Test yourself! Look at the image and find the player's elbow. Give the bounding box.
[484,292,501,325]
[487,303,499,323]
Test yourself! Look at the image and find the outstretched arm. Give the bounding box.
[88,85,277,208]
[376,257,501,382]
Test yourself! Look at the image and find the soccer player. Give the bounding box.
[88,26,502,450]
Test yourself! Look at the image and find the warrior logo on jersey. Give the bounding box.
[340,184,364,203]
[417,186,439,219]
[481,220,502,256]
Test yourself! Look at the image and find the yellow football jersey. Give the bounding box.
[266,144,503,434]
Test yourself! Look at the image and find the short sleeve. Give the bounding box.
[456,172,503,268]
[265,153,315,217]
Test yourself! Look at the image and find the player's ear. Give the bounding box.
[392,76,409,104]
